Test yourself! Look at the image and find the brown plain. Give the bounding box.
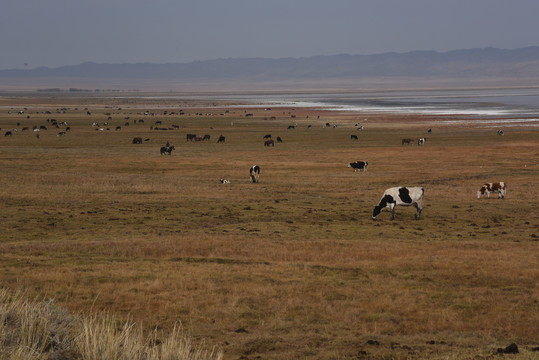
[0,93,538,359]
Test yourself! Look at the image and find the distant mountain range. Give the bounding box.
[2,47,539,90]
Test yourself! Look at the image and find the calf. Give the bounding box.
[477,182,506,199]
[372,187,424,220]
[250,165,260,183]
[418,138,426,146]
[497,130,504,136]
[220,179,230,184]
[264,139,274,147]
[348,161,368,172]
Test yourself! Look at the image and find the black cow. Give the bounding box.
[348,161,368,172]
[217,135,226,143]
[160,145,175,155]
[350,135,358,140]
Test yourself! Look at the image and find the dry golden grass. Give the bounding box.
[0,92,538,359]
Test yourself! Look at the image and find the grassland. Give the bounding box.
[0,92,538,359]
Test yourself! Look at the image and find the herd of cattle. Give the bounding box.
[4,109,509,221]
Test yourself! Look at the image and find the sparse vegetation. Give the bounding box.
[0,289,222,360]
[0,93,537,359]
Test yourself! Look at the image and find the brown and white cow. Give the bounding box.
[477,182,506,199]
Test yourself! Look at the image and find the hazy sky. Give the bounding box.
[2,0,538,70]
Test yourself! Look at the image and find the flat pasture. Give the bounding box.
[0,94,538,359]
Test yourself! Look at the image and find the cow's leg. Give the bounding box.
[414,204,422,220]
[486,191,490,199]
[389,204,395,220]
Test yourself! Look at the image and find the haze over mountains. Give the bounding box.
[2,47,539,91]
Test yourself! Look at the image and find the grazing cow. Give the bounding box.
[497,130,504,136]
[203,134,211,141]
[186,134,196,141]
[5,131,12,136]
[217,135,226,143]
[57,131,66,136]
[287,125,295,130]
[115,126,121,131]
[427,128,432,134]
[264,139,275,147]
[351,134,358,140]
[220,179,230,184]
[263,134,272,139]
[418,138,426,146]
[477,182,506,199]
[250,165,260,183]
[277,136,283,143]
[348,161,368,172]
[372,187,424,220]
[402,138,413,145]
[132,137,142,144]
[160,145,175,155]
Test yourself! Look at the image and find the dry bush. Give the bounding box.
[0,289,222,360]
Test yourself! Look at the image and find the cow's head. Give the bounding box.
[372,205,383,219]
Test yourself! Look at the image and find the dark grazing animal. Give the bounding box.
[186,134,196,141]
[264,139,275,147]
[132,137,143,144]
[348,161,368,172]
[372,187,424,220]
[203,134,211,141]
[160,145,175,155]
[477,182,506,199]
[250,165,260,183]
[276,136,283,143]
[217,135,226,143]
[351,135,358,140]
[402,138,413,145]
[263,134,272,139]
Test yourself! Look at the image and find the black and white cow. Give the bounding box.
[348,161,368,172]
[477,182,506,199]
[250,165,260,183]
[220,178,230,184]
[372,187,424,220]
[417,138,426,146]
[497,130,504,136]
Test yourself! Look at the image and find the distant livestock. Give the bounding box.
[263,134,272,139]
[217,135,226,143]
[477,182,506,199]
[348,161,368,172]
[287,125,295,129]
[276,136,283,143]
[186,134,196,141]
[427,128,432,134]
[351,134,358,140]
[264,139,275,147]
[203,134,211,141]
[417,138,426,146]
[497,130,504,136]
[402,138,414,145]
[372,187,424,220]
[160,145,175,155]
[5,131,12,136]
[250,165,260,183]
[132,137,143,144]
[220,179,230,184]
